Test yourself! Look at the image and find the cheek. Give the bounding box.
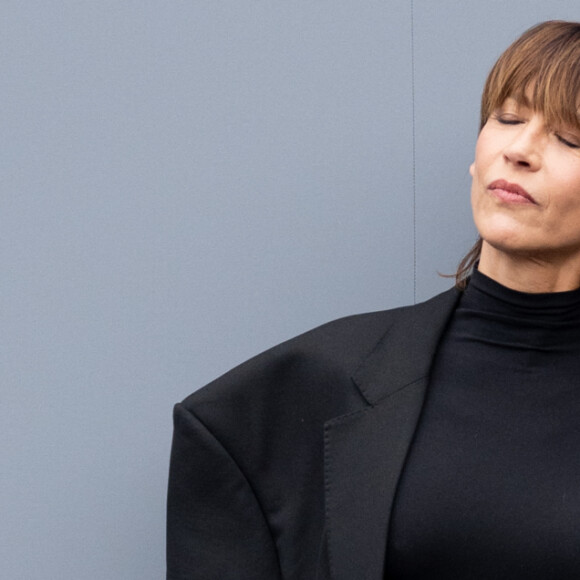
[470,140,495,194]
[470,180,483,221]
[560,171,580,206]
[471,128,495,175]
[470,163,491,230]
[546,166,580,213]
[470,159,485,199]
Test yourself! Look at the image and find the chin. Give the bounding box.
[481,233,575,261]
[475,220,524,249]
[481,226,523,244]
[477,226,539,257]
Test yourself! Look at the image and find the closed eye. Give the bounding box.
[496,117,523,125]
[490,111,523,125]
[557,134,580,149]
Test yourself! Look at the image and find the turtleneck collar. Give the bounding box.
[466,268,580,314]
[457,268,580,351]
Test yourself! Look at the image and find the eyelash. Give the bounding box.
[495,116,521,126]
[557,135,580,149]
[493,114,580,149]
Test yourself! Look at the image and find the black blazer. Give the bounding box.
[167,287,461,580]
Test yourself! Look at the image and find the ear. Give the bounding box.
[469,162,475,177]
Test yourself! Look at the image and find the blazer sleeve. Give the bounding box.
[166,403,282,580]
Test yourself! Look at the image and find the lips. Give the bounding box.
[488,179,537,204]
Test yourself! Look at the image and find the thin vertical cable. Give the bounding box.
[411,0,417,303]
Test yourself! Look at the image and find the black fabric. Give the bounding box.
[386,270,580,579]
[166,288,462,580]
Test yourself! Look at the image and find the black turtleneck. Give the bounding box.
[385,269,580,579]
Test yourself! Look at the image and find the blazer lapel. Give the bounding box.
[324,288,461,580]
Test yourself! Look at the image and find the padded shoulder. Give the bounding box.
[181,307,403,411]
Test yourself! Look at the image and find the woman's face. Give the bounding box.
[470,97,580,260]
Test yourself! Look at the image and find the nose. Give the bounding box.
[503,122,543,171]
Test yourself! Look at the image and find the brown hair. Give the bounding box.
[454,20,580,289]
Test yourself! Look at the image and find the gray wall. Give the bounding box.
[2,2,577,578]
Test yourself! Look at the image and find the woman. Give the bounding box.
[167,20,580,579]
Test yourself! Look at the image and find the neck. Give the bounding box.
[478,242,580,293]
